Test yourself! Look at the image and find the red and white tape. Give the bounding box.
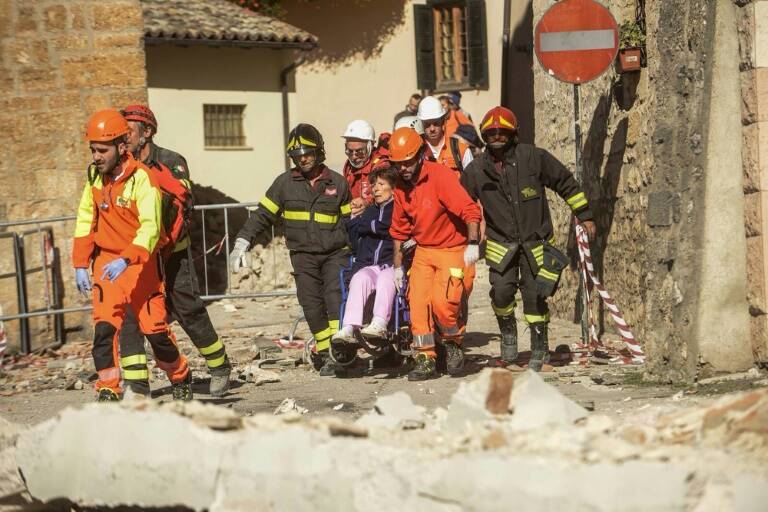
[574,219,644,364]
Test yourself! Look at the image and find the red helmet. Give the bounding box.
[121,104,158,132]
[388,127,423,162]
[479,106,518,137]
[85,109,129,142]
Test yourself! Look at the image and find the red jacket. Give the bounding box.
[343,147,389,204]
[390,160,481,248]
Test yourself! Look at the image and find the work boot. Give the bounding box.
[96,388,121,402]
[443,341,465,375]
[408,353,437,381]
[318,353,340,377]
[497,315,518,363]
[528,323,550,372]
[172,372,194,401]
[209,366,231,398]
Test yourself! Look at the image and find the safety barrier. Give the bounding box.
[0,203,295,354]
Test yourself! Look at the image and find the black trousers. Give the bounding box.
[120,246,228,393]
[488,249,549,324]
[290,249,347,352]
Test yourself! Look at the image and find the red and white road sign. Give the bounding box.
[534,0,619,84]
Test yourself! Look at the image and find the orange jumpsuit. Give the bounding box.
[73,154,188,394]
[389,161,482,357]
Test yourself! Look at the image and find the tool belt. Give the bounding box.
[523,239,569,298]
[483,239,520,272]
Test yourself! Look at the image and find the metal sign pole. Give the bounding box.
[573,83,589,346]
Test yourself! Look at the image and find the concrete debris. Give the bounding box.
[698,368,762,385]
[274,398,308,416]
[239,364,282,386]
[357,391,426,429]
[507,370,589,431]
[590,372,624,386]
[0,416,24,499]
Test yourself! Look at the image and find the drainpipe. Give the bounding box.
[281,54,308,169]
[500,0,512,107]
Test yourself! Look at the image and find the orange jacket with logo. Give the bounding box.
[72,154,163,268]
[390,160,481,249]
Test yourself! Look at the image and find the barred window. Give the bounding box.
[434,4,468,88]
[203,104,246,148]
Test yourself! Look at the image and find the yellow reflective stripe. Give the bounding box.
[538,268,560,281]
[298,135,317,147]
[485,252,502,264]
[531,245,544,256]
[316,338,331,351]
[328,319,339,333]
[314,212,339,224]
[181,178,191,190]
[492,302,516,316]
[449,267,464,279]
[199,339,224,356]
[121,354,147,367]
[123,369,149,380]
[485,245,507,259]
[283,210,311,221]
[173,236,190,253]
[340,203,352,215]
[566,192,588,210]
[259,196,280,215]
[131,169,162,254]
[74,181,97,238]
[313,327,332,341]
[524,313,550,324]
[206,354,227,369]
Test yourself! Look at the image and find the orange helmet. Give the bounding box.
[479,106,518,137]
[388,127,423,162]
[121,104,157,131]
[85,109,129,142]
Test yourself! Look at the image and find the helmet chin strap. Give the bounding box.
[347,141,372,169]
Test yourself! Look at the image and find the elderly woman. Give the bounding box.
[333,167,398,342]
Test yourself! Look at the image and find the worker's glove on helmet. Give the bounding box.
[394,266,405,292]
[463,243,480,267]
[75,268,92,297]
[101,258,128,282]
[229,238,251,274]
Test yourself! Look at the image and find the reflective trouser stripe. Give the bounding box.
[123,369,149,380]
[314,326,333,352]
[524,313,550,324]
[449,267,464,278]
[206,354,227,369]
[328,319,339,332]
[121,354,147,367]
[492,302,516,317]
[532,245,544,266]
[538,268,559,281]
[412,333,435,347]
[199,339,224,356]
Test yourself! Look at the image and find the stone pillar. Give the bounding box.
[0,1,148,350]
[742,1,768,365]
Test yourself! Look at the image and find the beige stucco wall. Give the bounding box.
[284,0,522,169]
[146,45,292,203]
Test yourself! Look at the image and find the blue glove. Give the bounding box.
[75,268,91,297]
[101,258,129,282]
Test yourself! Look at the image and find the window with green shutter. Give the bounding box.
[414,0,488,92]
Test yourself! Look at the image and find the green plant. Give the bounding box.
[618,20,646,49]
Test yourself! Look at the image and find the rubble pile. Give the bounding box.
[2,369,767,511]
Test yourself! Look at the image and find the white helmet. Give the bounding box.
[417,96,446,121]
[394,115,424,135]
[342,119,375,168]
[342,120,376,142]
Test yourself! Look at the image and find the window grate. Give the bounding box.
[434,4,469,87]
[203,104,246,147]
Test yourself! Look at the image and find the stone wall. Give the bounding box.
[741,1,768,365]
[0,0,147,351]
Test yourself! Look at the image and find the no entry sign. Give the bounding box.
[534,0,619,84]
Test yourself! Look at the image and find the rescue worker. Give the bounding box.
[388,127,482,381]
[229,124,352,376]
[417,96,474,174]
[460,107,597,371]
[393,93,422,127]
[341,120,389,216]
[118,105,232,397]
[439,91,473,133]
[73,109,191,401]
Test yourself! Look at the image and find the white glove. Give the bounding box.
[464,244,480,267]
[229,238,251,274]
[394,267,404,291]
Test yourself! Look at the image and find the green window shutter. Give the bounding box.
[414,4,436,91]
[466,0,489,88]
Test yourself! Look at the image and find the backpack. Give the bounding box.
[150,161,193,249]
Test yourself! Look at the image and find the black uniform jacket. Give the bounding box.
[237,165,352,254]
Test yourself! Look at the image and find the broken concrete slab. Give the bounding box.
[507,370,589,431]
[356,391,426,430]
[0,416,24,499]
[274,398,308,416]
[238,364,282,386]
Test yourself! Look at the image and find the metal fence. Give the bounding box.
[0,203,296,354]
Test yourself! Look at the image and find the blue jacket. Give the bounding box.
[348,199,394,274]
